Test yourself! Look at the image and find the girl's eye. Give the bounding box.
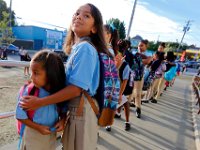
[84,14,90,18]
[73,12,79,16]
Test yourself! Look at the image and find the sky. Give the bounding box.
[4,0,200,47]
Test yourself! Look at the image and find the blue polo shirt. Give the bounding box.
[65,41,100,96]
[16,87,59,128]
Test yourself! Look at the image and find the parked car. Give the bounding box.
[6,44,19,54]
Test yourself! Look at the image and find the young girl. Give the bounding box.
[116,39,131,131]
[20,3,110,150]
[16,50,66,150]
[145,51,166,103]
[130,40,152,118]
[103,24,119,56]
[103,24,119,131]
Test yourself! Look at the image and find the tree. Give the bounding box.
[106,18,126,39]
[0,0,16,26]
[0,11,15,45]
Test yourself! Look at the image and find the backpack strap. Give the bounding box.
[76,91,100,118]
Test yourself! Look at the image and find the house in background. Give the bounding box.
[130,35,143,48]
[12,25,67,50]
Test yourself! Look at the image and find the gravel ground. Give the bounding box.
[0,66,29,147]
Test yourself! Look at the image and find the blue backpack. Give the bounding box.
[164,64,177,81]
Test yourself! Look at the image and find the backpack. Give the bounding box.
[164,64,177,81]
[142,68,154,91]
[17,83,39,138]
[154,62,165,79]
[131,53,144,81]
[119,61,134,96]
[76,43,120,127]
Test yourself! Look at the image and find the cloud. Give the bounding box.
[4,0,200,46]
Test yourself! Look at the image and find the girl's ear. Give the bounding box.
[91,26,97,34]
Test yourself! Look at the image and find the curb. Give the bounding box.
[191,86,200,150]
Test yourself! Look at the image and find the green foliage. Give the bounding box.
[0,11,15,45]
[148,41,159,51]
[0,0,16,26]
[106,18,126,39]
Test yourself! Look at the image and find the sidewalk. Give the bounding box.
[0,75,198,150]
[97,75,196,150]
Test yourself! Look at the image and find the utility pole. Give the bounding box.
[9,0,12,27]
[177,20,191,51]
[126,0,137,39]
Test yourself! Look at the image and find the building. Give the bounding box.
[130,35,143,48]
[12,25,66,50]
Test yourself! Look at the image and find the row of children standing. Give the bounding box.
[15,3,178,150]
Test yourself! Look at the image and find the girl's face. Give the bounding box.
[72,4,96,38]
[138,42,147,53]
[30,61,48,90]
[103,28,111,44]
[158,45,164,52]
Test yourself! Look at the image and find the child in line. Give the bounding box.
[20,3,110,150]
[103,24,119,56]
[115,39,131,131]
[16,50,66,150]
[103,24,119,132]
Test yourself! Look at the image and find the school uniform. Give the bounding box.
[16,88,58,150]
[118,61,131,107]
[62,40,100,150]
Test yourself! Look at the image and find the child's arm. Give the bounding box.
[18,119,51,135]
[119,80,128,104]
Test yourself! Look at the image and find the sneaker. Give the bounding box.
[114,113,121,119]
[142,99,149,103]
[136,107,141,118]
[106,126,111,132]
[151,99,157,103]
[164,87,167,91]
[130,102,135,107]
[125,122,131,131]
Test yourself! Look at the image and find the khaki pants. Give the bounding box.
[154,78,165,100]
[146,78,160,100]
[20,126,56,150]
[130,78,144,108]
[62,96,98,150]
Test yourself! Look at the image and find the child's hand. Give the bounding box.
[118,95,122,104]
[36,125,51,135]
[115,54,125,68]
[54,118,65,132]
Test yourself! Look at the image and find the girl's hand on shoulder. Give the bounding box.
[115,54,125,68]
[20,96,41,110]
[54,118,66,132]
[36,124,51,135]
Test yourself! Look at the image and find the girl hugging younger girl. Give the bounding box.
[16,50,67,150]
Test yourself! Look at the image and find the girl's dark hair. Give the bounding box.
[104,24,119,55]
[65,3,111,57]
[166,51,176,62]
[156,51,165,61]
[31,50,66,94]
[141,39,149,45]
[159,42,166,48]
[117,39,127,56]
[125,39,131,49]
